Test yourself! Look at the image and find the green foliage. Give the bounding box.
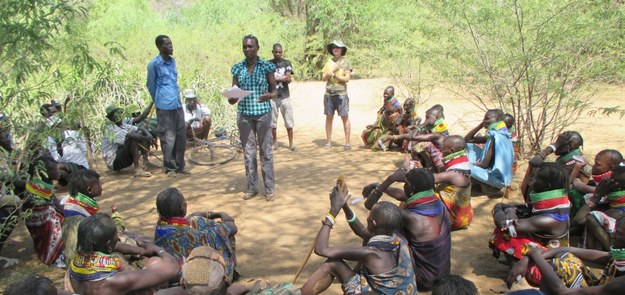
[2,2,625,287]
[589,106,625,119]
[424,0,625,155]
[0,0,109,179]
[2,0,625,158]
[0,1,88,88]
[81,0,310,130]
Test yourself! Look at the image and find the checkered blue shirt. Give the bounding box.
[231,58,276,116]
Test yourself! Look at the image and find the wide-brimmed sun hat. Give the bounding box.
[326,40,347,56]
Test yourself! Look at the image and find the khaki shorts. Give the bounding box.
[271,97,294,128]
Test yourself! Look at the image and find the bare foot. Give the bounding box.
[111,204,118,213]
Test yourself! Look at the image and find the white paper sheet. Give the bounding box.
[351,195,364,204]
[221,85,252,99]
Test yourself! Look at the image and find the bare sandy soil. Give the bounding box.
[2,79,624,294]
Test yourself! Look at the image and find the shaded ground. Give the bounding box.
[2,79,624,294]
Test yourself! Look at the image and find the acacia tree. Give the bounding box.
[427,0,625,156]
[0,1,97,106]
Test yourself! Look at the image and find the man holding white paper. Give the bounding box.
[229,34,278,202]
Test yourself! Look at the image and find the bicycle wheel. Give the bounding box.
[188,144,236,165]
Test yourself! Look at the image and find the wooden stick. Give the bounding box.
[293,231,320,284]
[293,176,348,284]
[137,143,163,163]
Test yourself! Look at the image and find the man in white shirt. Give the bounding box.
[183,89,212,141]
[41,102,90,185]
[101,105,155,177]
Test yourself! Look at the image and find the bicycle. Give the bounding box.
[188,128,242,166]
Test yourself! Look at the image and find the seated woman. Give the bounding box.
[154,187,239,283]
[525,131,593,210]
[509,215,625,294]
[392,104,449,172]
[489,162,571,286]
[361,86,403,150]
[418,104,448,136]
[435,136,473,230]
[68,213,182,295]
[63,169,143,264]
[393,98,421,151]
[21,155,65,266]
[573,165,625,251]
[465,109,514,196]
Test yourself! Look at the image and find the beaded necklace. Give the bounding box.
[69,251,121,281]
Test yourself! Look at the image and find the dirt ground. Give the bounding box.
[1,79,624,294]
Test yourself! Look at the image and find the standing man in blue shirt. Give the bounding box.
[229,35,277,201]
[146,35,189,177]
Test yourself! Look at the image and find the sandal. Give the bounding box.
[242,192,258,200]
[265,192,276,202]
[344,144,352,150]
[324,143,331,149]
[0,257,19,269]
[134,169,152,178]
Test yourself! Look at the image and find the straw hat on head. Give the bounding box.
[183,89,197,100]
[326,40,347,56]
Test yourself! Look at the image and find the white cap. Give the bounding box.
[183,89,197,99]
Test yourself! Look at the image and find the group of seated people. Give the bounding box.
[0,155,240,294]
[102,88,212,178]
[0,87,213,180]
[352,85,625,294]
[490,131,625,295]
[361,86,515,196]
[2,85,625,294]
[1,160,479,294]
